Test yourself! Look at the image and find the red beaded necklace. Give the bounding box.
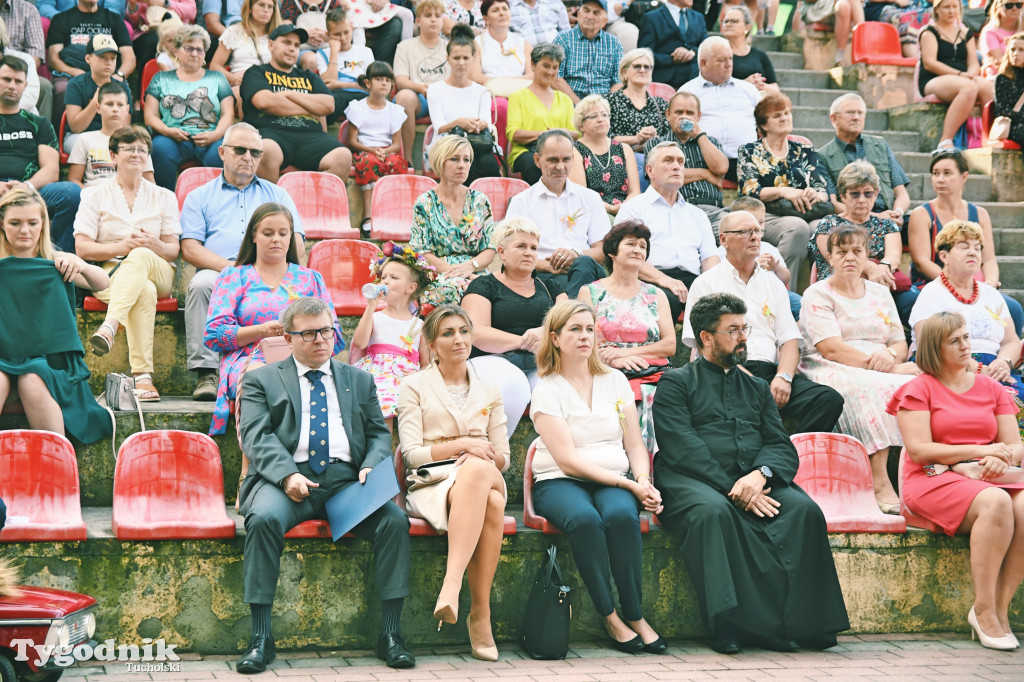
[940,271,979,305]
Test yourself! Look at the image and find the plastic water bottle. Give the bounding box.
[678,118,694,133]
[362,283,388,299]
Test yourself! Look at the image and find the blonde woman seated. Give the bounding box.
[530,300,665,655]
[397,305,509,662]
[888,311,1024,650]
[73,126,181,402]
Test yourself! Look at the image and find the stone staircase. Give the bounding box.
[756,34,1023,306]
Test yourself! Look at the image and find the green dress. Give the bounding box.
[0,257,111,444]
[652,357,849,642]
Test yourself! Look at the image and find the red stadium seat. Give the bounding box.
[524,439,648,534]
[285,519,336,538]
[278,171,357,239]
[469,176,530,222]
[175,166,222,212]
[112,430,236,540]
[58,112,69,163]
[395,447,516,536]
[809,21,835,31]
[369,174,437,241]
[851,22,916,67]
[787,134,814,146]
[897,449,946,533]
[646,82,677,102]
[0,430,87,542]
[422,125,439,180]
[983,100,1022,150]
[140,59,159,102]
[83,296,178,312]
[307,239,381,316]
[791,433,906,533]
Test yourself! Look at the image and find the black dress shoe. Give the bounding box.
[745,634,799,652]
[609,634,645,654]
[236,634,275,674]
[710,637,742,655]
[641,636,669,654]
[377,632,415,669]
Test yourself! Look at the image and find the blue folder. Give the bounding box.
[324,458,401,541]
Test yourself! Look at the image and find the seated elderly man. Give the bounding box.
[644,91,729,234]
[653,292,850,655]
[614,140,719,322]
[680,36,759,184]
[240,25,351,183]
[684,210,844,433]
[505,129,608,297]
[179,122,304,401]
[552,0,623,103]
[817,93,911,227]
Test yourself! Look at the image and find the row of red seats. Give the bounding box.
[0,429,515,542]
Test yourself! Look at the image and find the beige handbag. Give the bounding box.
[406,459,458,492]
[990,90,1024,142]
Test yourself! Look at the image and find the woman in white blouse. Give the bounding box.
[471,0,532,81]
[530,300,665,655]
[209,0,280,94]
[427,25,500,181]
[73,126,181,402]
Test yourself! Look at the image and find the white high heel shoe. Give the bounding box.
[968,607,1017,651]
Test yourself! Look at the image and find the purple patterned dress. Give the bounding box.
[204,263,343,435]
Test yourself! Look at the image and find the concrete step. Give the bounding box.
[796,127,921,153]
[775,68,834,89]
[766,50,804,70]
[893,152,934,175]
[787,86,861,108]
[791,105,888,131]
[903,173,994,203]
[994,228,1024,255]
[752,34,781,51]
[995,256,1024,289]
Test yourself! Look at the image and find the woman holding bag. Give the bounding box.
[397,305,509,662]
[992,32,1024,146]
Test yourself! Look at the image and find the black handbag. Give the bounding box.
[521,545,572,660]
[624,0,663,26]
[763,198,835,222]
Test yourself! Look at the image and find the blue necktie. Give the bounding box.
[678,8,689,37]
[306,370,330,473]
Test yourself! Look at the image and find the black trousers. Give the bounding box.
[364,19,403,69]
[743,360,844,434]
[654,266,698,323]
[512,152,541,184]
[241,460,411,605]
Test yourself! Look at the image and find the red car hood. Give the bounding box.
[0,586,96,619]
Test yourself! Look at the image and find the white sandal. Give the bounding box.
[90,322,117,356]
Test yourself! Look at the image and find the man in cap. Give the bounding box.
[553,0,623,102]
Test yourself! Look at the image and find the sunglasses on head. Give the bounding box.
[931,146,963,157]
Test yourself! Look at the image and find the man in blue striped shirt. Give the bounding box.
[553,0,622,103]
[509,0,569,45]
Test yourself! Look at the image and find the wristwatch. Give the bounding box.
[755,465,773,480]
[471,258,480,270]
[775,372,792,383]
[879,260,894,273]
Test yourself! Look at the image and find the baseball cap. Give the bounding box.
[86,34,119,56]
[269,25,309,43]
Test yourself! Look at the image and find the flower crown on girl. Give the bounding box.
[370,242,438,295]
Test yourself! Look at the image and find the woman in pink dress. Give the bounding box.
[888,311,1024,650]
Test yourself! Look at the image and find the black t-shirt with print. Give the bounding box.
[0,110,57,181]
[46,7,131,73]
[240,64,332,132]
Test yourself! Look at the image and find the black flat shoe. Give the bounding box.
[745,634,799,652]
[377,632,415,669]
[641,636,668,654]
[236,634,275,674]
[710,637,741,655]
[609,634,645,653]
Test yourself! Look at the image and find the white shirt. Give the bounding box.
[614,185,717,274]
[343,98,408,148]
[72,178,181,246]
[714,240,783,264]
[294,359,352,464]
[679,76,760,158]
[682,257,800,364]
[426,80,492,133]
[909,279,1012,356]
[505,179,610,259]
[475,31,529,78]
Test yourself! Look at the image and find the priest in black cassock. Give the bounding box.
[652,293,849,655]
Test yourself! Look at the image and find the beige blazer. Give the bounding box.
[397,362,511,470]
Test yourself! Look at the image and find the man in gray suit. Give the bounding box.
[237,297,414,674]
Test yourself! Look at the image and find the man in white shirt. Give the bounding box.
[614,140,718,321]
[505,129,608,296]
[683,210,843,432]
[679,36,759,183]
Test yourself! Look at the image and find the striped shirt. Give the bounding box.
[645,133,725,207]
[554,26,622,99]
[509,0,569,45]
[821,135,910,212]
[1,0,45,61]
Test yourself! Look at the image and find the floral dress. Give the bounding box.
[798,279,914,454]
[354,311,423,417]
[737,139,830,200]
[606,90,668,145]
[586,280,663,452]
[411,188,494,306]
[204,263,343,435]
[445,0,484,29]
[809,214,900,279]
[575,139,630,207]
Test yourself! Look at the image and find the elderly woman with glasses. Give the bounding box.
[568,95,640,215]
[144,25,235,190]
[721,5,779,94]
[74,126,181,403]
[799,224,920,514]
[605,49,667,153]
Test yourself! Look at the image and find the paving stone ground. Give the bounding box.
[55,634,1024,681]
